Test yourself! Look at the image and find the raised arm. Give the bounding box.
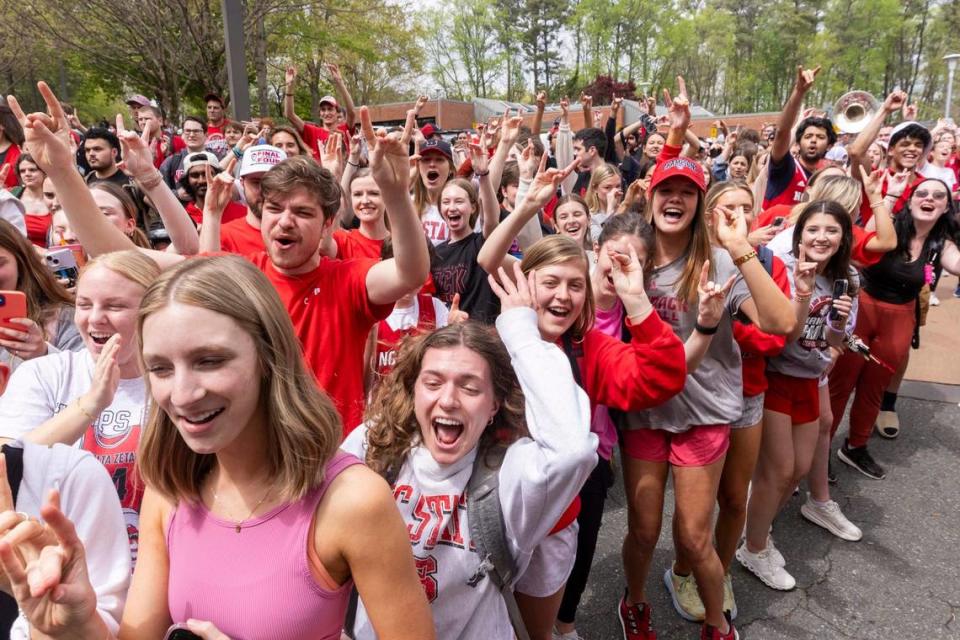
[556,97,577,195]
[198,166,239,253]
[361,108,430,305]
[283,66,306,133]
[532,90,547,136]
[477,161,568,275]
[488,111,523,199]
[859,165,897,254]
[471,144,500,238]
[685,261,737,370]
[338,133,363,228]
[848,90,906,181]
[115,115,199,255]
[580,92,594,129]
[8,82,178,268]
[770,65,820,165]
[663,76,691,149]
[715,205,796,335]
[400,96,427,147]
[326,63,357,130]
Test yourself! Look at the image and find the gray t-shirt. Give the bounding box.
[768,251,858,379]
[622,247,751,433]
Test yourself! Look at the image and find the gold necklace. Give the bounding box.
[210,481,274,534]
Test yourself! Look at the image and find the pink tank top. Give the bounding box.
[166,451,360,640]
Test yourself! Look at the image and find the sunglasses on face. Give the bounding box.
[914,189,948,201]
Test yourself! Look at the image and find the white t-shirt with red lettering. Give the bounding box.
[0,349,147,561]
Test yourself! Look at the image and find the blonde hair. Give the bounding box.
[789,174,862,224]
[83,249,161,289]
[363,322,526,477]
[519,235,595,339]
[136,255,341,502]
[704,181,755,245]
[441,178,481,227]
[584,163,622,213]
[88,182,151,248]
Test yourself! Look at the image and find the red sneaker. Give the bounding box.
[618,589,657,639]
[701,613,739,640]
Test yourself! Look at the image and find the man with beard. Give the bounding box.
[160,116,208,199]
[762,65,835,209]
[178,151,246,226]
[82,128,130,189]
[216,144,287,255]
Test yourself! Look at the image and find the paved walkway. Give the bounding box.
[905,278,960,386]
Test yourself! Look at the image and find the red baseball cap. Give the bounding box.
[648,156,707,194]
[421,123,437,138]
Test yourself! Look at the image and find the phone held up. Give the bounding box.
[0,290,28,333]
[829,278,848,321]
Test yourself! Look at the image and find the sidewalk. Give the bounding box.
[905,278,960,385]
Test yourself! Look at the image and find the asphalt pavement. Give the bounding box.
[573,394,960,639]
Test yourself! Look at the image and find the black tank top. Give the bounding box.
[861,250,926,305]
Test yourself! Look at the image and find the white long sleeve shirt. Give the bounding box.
[342,307,597,640]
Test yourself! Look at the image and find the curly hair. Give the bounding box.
[363,322,527,477]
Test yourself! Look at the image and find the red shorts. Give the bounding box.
[621,425,730,467]
[764,371,820,424]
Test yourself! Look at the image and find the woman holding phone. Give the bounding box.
[0,219,81,376]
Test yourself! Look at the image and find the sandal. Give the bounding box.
[875,410,900,439]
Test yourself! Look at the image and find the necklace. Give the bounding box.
[210,482,274,533]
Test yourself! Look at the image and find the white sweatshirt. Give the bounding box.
[9,440,131,638]
[342,307,597,640]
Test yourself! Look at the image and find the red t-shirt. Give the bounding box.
[24,212,52,247]
[735,253,789,396]
[333,229,384,260]
[753,204,793,230]
[186,200,248,226]
[206,120,230,139]
[246,252,392,434]
[1,144,21,189]
[857,170,925,226]
[300,122,352,161]
[220,216,263,255]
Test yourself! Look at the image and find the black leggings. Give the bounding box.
[557,456,614,624]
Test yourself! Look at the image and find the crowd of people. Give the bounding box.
[0,57,955,640]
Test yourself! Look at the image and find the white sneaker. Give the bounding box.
[801,494,863,541]
[766,534,786,568]
[552,627,584,640]
[736,542,796,590]
[930,293,941,306]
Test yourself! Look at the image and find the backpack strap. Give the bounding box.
[466,444,531,640]
[0,445,25,636]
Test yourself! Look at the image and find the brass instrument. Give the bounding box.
[833,91,880,134]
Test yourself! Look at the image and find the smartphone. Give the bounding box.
[829,279,849,321]
[0,291,28,333]
[771,216,785,228]
[163,624,202,640]
[44,248,80,289]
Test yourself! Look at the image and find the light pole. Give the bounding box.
[943,54,960,121]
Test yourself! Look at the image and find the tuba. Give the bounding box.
[833,91,880,134]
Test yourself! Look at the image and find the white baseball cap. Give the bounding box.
[239,144,287,177]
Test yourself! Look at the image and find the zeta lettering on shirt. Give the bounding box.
[394,484,472,552]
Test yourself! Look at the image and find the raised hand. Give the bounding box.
[0,490,102,637]
[605,185,623,214]
[285,65,297,88]
[696,260,736,328]
[489,262,539,313]
[499,112,524,149]
[559,96,570,121]
[518,143,539,181]
[883,90,907,114]
[203,164,236,219]
[859,164,884,199]
[362,106,409,193]
[413,95,429,116]
[448,293,469,324]
[611,94,623,116]
[885,168,912,198]
[524,158,577,209]
[747,223,780,248]
[325,62,343,82]
[794,64,821,94]
[579,92,593,109]
[6,82,75,176]
[714,204,750,251]
[903,103,919,121]
[319,132,345,179]
[608,242,649,311]
[82,334,121,415]
[536,91,547,111]
[793,245,817,297]
[469,142,489,175]
[663,76,690,131]
[115,113,157,180]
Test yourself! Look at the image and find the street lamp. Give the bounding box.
[943,54,960,121]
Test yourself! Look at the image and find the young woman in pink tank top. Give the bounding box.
[0,256,434,640]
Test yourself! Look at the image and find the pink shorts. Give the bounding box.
[764,371,820,424]
[621,425,731,467]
